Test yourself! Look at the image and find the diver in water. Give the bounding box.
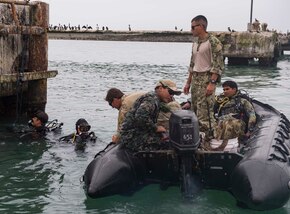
[6,110,63,141]
[59,118,97,150]
[18,110,49,140]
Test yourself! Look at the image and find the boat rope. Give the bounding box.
[281,114,290,127]
[277,130,289,140]
[268,153,287,163]
[272,144,289,158]
[275,137,290,153]
[278,122,290,134]
[269,114,290,163]
[14,34,29,123]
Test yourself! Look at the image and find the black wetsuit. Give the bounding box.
[59,131,97,150]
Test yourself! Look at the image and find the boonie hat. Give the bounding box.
[155,79,182,95]
[34,110,49,124]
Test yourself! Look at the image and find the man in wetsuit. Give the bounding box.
[19,110,49,140]
[59,118,96,150]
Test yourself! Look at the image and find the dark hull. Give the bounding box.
[83,143,145,198]
[230,100,290,210]
[83,99,290,210]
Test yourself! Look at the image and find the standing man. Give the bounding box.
[183,15,224,141]
[119,79,181,152]
[105,88,145,143]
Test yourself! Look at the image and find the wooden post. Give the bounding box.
[26,2,49,115]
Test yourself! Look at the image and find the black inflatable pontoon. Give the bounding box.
[83,99,290,211]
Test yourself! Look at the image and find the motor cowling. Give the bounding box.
[169,110,200,152]
[169,110,202,198]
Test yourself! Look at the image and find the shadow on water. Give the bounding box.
[84,185,289,214]
[0,132,50,213]
[0,119,65,213]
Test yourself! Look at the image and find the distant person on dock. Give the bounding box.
[261,23,268,32]
[59,118,96,150]
[183,15,224,144]
[213,80,256,151]
[252,18,261,32]
[128,24,131,31]
[105,88,145,143]
[119,79,182,152]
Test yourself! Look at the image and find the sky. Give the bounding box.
[43,0,290,33]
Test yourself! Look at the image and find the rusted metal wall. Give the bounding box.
[0,1,57,117]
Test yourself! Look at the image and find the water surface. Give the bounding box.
[1,40,290,213]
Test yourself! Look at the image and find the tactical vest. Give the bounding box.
[215,91,252,121]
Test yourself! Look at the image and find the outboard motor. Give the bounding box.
[169,110,202,198]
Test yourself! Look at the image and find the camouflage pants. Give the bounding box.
[191,72,216,140]
[215,118,246,140]
[120,129,162,152]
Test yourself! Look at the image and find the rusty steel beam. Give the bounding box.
[0,0,29,5]
[0,70,58,83]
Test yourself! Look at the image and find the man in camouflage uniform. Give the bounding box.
[157,100,181,131]
[183,15,224,143]
[105,88,145,142]
[119,79,181,152]
[213,80,256,151]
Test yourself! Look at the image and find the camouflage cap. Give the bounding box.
[155,79,182,95]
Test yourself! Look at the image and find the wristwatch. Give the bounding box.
[210,79,217,84]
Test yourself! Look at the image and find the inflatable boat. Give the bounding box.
[83,99,290,211]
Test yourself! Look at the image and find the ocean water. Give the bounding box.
[1,40,290,213]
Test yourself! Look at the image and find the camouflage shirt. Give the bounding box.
[119,92,161,151]
[188,33,224,77]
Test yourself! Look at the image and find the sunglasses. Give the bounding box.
[191,24,200,30]
[79,125,91,132]
[159,81,176,96]
[108,99,113,107]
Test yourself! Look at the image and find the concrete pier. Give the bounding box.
[49,30,284,66]
[0,1,57,117]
